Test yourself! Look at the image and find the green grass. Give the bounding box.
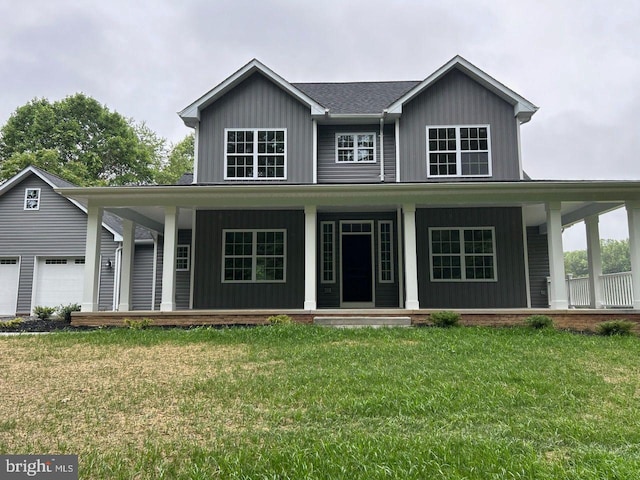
[1,325,639,479]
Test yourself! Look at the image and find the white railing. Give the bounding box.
[563,272,634,308]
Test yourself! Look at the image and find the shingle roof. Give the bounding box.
[292,81,420,114]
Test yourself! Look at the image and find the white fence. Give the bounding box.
[564,272,634,308]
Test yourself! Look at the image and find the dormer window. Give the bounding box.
[24,188,40,210]
[225,129,287,179]
[427,126,491,177]
[336,133,376,163]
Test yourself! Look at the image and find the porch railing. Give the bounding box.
[563,272,634,308]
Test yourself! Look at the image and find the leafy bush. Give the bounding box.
[123,318,154,330]
[429,311,460,328]
[267,314,293,325]
[57,303,81,322]
[524,315,554,329]
[0,318,23,330]
[33,306,56,321]
[596,319,635,336]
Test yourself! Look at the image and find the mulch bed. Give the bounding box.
[0,317,88,333]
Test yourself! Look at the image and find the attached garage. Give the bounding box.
[0,258,20,316]
[33,257,85,310]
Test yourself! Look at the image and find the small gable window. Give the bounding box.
[225,129,287,180]
[24,188,41,210]
[427,126,491,177]
[336,133,376,163]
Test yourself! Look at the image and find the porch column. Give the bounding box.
[546,202,568,309]
[81,205,103,312]
[626,201,640,309]
[585,215,604,309]
[403,204,420,309]
[118,219,135,311]
[304,205,317,310]
[160,206,178,312]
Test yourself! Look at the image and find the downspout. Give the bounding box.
[151,233,158,311]
[113,244,122,311]
[379,117,385,182]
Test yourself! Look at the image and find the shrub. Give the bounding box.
[0,318,23,330]
[267,314,293,325]
[596,319,634,336]
[33,306,56,321]
[524,315,554,329]
[57,303,81,322]
[123,318,154,330]
[430,311,460,328]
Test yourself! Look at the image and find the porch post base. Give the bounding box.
[304,301,317,310]
[160,302,175,312]
[549,300,569,310]
[118,303,131,312]
[81,302,99,313]
[405,300,420,310]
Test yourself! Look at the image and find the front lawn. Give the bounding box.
[1,326,639,479]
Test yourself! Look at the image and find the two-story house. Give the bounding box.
[60,56,640,316]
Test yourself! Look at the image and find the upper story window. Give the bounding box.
[225,129,286,180]
[24,188,41,210]
[336,133,376,163]
[427,126,491,178]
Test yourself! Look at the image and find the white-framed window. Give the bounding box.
[320,221,335,284]
[378,221,394,283]
[426,125,491,177]
[24,188,41,210]
[222,230,286,283]
[429,227,497,282]
[225,129,287,179]
[336,133,376,163]
[176,245,190,271]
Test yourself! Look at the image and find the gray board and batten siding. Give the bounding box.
[316,124,396,184]
[193,210,304,309]
[316,212,400,308]
[197,72,314,184]
[526,227,551,308]
[416,207,528,308]
[399,69,521,182]
[0,174,117,314]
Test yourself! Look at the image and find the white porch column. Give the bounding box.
[118,219,135,311]
[82,205,103,312]
[546,202,568,309]
[403,204,420,310]
[585,215,604,309]
[160,206,178,312]
[626,201,640,309]
[304,205,317,310]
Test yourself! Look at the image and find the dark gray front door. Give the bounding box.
[341,234,373,303]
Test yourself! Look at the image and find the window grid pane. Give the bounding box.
[336,133,375,163]
[428,126,490,177]
[226,130,285,179]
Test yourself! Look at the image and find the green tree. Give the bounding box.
[154,133,194,185]
[0,94,160,186]
[564,239,630,276]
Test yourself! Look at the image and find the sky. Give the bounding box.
[1,0,639,250]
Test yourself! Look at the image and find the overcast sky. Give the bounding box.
[1,0,638,249]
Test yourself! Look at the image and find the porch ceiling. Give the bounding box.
[56,181,638,232]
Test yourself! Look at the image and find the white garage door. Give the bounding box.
[33,257,85,309]
[0,258,20,316]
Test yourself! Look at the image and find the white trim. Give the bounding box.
[521,211,532,308]
[396,208,404,308]
[151,234,158,310]
[312,120,318,184]
[0,256,21,316]
[426,125,492,178]
[378,220,394,283]
[402,205,419,309]
[304,206,317,310]
[224,128,288,180]
[379,119,385,182]
[24,188,41,210]
[516,118,524,180]
[546,202,568,309]
[221,229,287,283]
[189,209,196,309]
[176,244,190,271]
[320,221,335,284]
[334,132,377,164]
[339,220,375,308]
[395,119,401,182]
[193,123,200,183]
[428,227,498,282]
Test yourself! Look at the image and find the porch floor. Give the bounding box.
[71,308,640,334]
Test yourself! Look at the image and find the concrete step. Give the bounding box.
[313,316,412,328]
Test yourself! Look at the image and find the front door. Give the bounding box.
[341,222,374,306]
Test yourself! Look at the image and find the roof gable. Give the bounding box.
[386,56,538,122]
[179,59,326,127]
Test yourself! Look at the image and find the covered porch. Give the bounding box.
[56,181,640,314]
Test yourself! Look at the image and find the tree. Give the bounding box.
[564,239,630,276]
[154,133,194,185]
[0,94,160,186]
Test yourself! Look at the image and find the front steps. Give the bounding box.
[313,316,412,328]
